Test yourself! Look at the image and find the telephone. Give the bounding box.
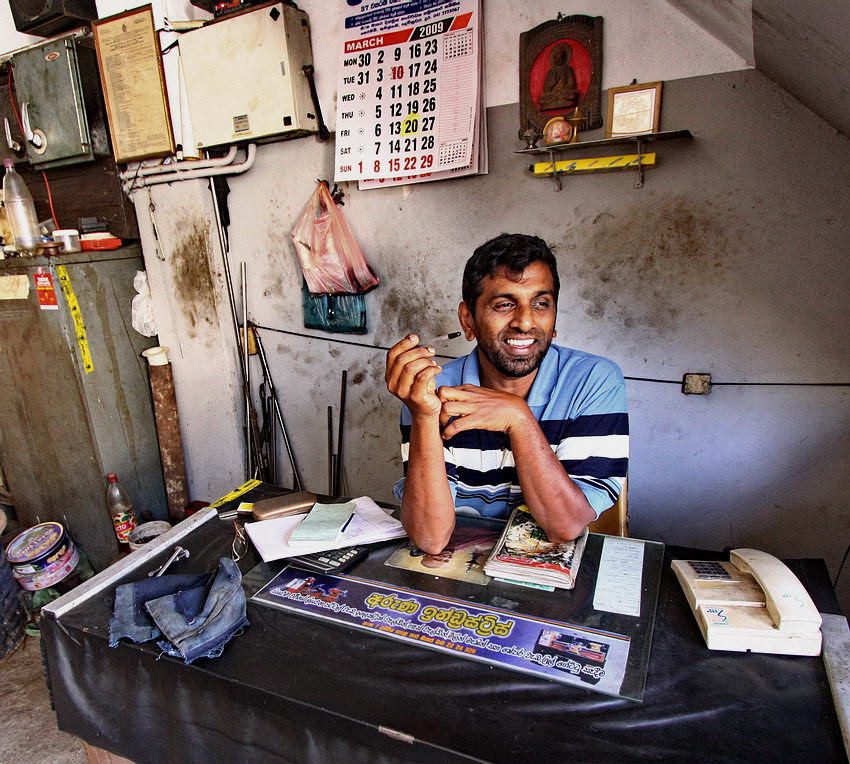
[672,548,822,656]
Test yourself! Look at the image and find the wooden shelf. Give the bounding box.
[515,129,693,155]
[517,129,693,190]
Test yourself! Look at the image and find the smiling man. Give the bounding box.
[385,234,628,554]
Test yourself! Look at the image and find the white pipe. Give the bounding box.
[124,144,257,193]
[0,29,90,64]
[121,146,239,180]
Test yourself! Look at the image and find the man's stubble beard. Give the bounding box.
[476,332,553,378]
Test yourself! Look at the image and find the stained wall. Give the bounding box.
[137,64,850,615]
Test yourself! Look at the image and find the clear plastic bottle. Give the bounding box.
[105,473,137,545]
[2,160,39,254]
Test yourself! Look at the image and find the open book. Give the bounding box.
[483,506,588,589]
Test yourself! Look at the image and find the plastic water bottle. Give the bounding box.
[105,473,137,545]
[2,160,39,254]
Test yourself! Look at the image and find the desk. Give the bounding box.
[42,510,844,763]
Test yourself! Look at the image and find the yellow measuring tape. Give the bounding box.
[209,479,262,508]
[55,265,94,374]
[531,152,657,177]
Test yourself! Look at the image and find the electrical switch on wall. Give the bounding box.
[682,373,712,395]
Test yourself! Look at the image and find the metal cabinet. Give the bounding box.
[0,246,166,570]
[10,37,109,169]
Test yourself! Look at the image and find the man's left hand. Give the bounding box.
[438,385,532,439]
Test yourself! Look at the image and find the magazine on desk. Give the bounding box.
[483,506,588,589]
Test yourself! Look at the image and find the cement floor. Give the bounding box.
[0,636,86,764]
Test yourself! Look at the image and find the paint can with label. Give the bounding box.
[5,522,79,591]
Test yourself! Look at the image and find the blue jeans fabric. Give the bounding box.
[109,557,249,664]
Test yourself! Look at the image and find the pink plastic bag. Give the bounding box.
[290,183,379,295]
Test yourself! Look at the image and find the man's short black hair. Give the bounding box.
[461,233,560,313]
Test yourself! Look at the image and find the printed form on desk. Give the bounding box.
[245,496,407,562]
[593,537,645,617]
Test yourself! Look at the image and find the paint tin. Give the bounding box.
[5,522,79,591]
[128,521,172,550]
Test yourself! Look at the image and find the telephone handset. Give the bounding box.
[672,548,822,656]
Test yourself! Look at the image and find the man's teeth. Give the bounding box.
[506,339,534,346]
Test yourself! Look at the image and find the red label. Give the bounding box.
[112,511,137,542]
[34,269,58,310]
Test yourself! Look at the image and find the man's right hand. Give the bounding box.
[385,334,442,420]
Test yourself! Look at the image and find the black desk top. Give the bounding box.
[42,511,844,764]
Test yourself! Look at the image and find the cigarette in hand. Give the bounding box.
[417,331,461,347]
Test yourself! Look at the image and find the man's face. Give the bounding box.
[459,260,557,380]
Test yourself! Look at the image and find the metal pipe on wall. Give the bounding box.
[253,326,303,490]
[121,147,239,179]
[142,346,189,524]
[122,144,257,193]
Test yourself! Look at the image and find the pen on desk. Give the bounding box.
[340,512,355,535]
[418,331,461,346]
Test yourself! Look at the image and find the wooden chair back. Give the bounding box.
[587,480,628,537]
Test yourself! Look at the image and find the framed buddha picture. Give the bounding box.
[519,14,603,140]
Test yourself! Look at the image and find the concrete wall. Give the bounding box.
[4,4,849,610]
[135,65,850,613]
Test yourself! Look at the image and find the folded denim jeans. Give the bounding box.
[109,557,249,664]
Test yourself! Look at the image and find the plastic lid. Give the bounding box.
[52,229,80,236]
[3,159,14,168]
[142,346,169,366]
[106,473,118,482]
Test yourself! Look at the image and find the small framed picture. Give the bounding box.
[606,81,662,138]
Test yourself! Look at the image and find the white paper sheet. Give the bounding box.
[245,496,407,562]
[593,537,645,617]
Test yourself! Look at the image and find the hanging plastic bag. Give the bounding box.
[301,281,367,334]
[290,182,379,295]
[131,270,157,337]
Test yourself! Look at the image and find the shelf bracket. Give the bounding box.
[548,149,561,192]
[635,137,645,189]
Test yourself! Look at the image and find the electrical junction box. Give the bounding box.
[178,2,317,148]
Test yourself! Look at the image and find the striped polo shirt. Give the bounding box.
[393,344,629,520]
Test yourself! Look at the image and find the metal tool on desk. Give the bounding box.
[149,546,190,577]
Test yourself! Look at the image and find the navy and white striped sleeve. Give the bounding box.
[553,360,629,515]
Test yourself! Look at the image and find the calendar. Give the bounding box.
[334,0,482,183]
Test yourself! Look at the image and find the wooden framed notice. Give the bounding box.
[605,82,663,138]
[93,6,175,163]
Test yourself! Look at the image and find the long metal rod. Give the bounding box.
[209,177,258,481]
[327,406,334,495]
[334,370,347,496]
[241,262,253,478]
[253,326,303,490]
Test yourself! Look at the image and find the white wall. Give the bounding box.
[0,0,749,123]
[123,0,752,500]
[7,3,849,610]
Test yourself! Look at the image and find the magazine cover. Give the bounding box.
[386,522,501,585]
[485,506,587,584]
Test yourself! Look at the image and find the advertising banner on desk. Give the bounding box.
[252,570,631,697]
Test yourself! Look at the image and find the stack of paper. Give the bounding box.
[289,501,355,548]
[245,496,407,562]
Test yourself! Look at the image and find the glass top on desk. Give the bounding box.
[244,517,665,701]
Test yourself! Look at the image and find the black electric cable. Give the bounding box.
[251,324,850,387]
[833,540,850,589]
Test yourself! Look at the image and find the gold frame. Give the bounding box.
[93,6,175,163]
[605,81,662,138]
